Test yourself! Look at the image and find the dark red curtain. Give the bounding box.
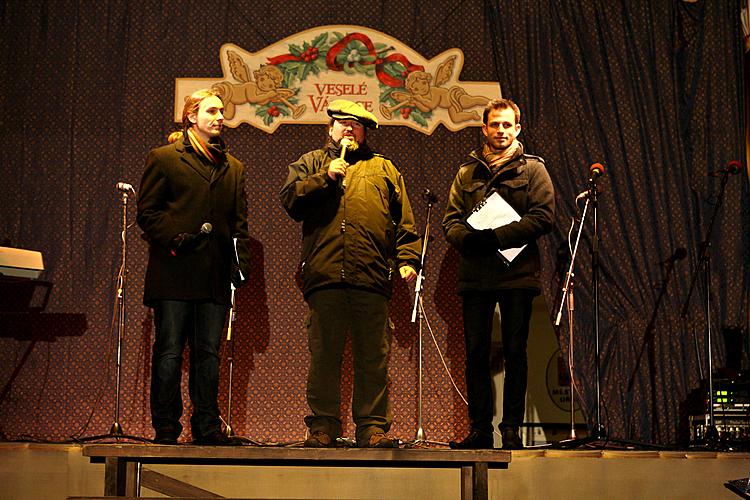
[485,0,747,444]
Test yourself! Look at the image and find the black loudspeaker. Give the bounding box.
[723,326,744,373]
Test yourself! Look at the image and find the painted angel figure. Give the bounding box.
[212,50,306,119]
[381,56,488,123]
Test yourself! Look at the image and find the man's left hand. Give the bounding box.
[399,265,417,283]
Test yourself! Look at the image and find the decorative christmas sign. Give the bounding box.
[175,25,502,134]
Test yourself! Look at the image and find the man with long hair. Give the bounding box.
[137,89,251,445]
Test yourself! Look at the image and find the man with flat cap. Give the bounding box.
[280,99,422,448]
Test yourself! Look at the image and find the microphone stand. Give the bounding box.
[566,279,577,440]
[221,241,255,445]
[590,180,606,441]
[680,171,733,448]
[552,196,589,447]
[626,254,682,443]
[112,188,129,438]
[409,198,433,444]
[554,181,661,450]
[406,191,439,446]
[75,186,147,443]
[222,283,238,438]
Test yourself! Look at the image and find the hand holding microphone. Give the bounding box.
[329,137,359,189]
[169,222,212,256]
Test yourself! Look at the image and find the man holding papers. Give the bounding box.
[442,98,555,449]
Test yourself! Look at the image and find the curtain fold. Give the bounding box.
[485,0,746,444]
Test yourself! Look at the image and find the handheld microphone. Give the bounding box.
[708,160,742,177]
[170,223,212,256]
[116,182,134,193]
[185,223,213,244]
[339,137,358,190]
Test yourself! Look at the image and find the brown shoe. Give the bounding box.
[304,431,332,448]
[367,432,398,448]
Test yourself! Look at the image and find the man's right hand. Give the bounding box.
[327,158,349,181]
[168,232,201,256]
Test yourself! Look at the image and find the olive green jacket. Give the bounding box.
[280,142,422,298]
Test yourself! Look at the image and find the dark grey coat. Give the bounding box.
[442,144,555,294]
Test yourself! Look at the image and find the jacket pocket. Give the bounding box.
[462,181,486,209]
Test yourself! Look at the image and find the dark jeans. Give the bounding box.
[150,300,227,439]
[304,287,391,446]
[462,289,535,434]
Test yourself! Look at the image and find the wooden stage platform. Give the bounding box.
[79,443,509,499]
[2,442,750,499]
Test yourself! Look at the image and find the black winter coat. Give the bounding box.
[137,137,251,307]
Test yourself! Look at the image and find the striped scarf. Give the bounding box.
[483,140,520,175]
[187,128,219,165]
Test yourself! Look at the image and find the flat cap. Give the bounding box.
[326,99,379,129]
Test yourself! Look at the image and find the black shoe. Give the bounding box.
[449,430,494,450]
[193,430,243,446]
[501,427,523,450]
[153,428,179,445]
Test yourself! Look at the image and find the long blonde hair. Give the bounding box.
[169,88,222,144]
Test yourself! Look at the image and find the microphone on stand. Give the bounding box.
[422,188,439,204]
[116,182,135,193]
[708,160,742,177]
[575,190,591,202]
[588,162,606,183]
[574,164,606,206]
[658,247,687,265]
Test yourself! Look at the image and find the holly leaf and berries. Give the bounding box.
[326,32,380,77]
[256,100,295,125]
[260,31,430,126]
[269,32,330,89]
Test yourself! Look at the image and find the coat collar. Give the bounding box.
[175,136,229,183]
[469,142,526,175]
